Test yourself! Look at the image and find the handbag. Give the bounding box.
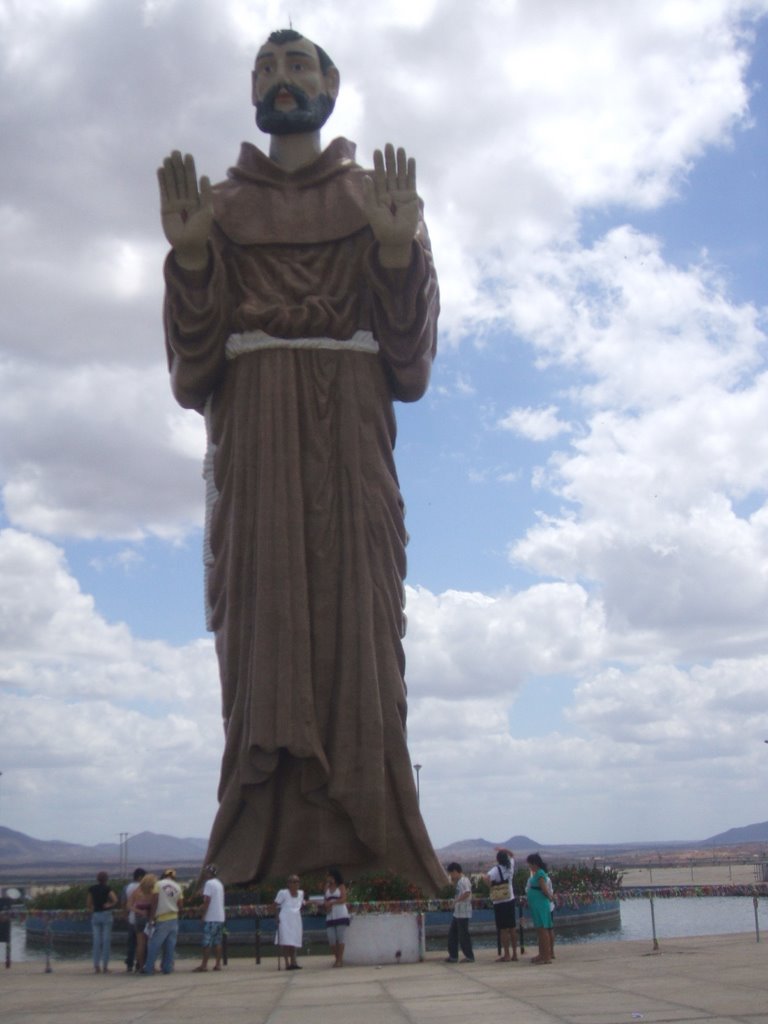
[489,867,510,902]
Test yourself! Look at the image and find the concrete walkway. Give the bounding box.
[2,934,766,1024]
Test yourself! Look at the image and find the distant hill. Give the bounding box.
[704,821,768,844]
[435,835,541,863]
[435,825,768,869]
[122,831,208,862]
[0,826,94,864]
[0,826,207,867]
[3,821,767,874]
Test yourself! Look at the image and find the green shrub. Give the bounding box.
[223,870,327,907]
[549,863,622,894]
[513,867,529,896]
[347,871,424,902]
[29,884,91,910]
[473,876,490,896]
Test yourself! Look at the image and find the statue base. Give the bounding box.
[343,911,424,965]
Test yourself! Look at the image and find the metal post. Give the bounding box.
[754,896,760,943]
[0,911,10,968]
[44,918,53,973]
[117,833,129,877]
[649,895,659,952]
[254,905,261,967]
[413,764,422,805]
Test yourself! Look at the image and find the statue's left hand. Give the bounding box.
[363,144,420,269]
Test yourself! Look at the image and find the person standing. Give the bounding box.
[525,853,554,965]
[445,862,474,963]
[143,868,184,975]
[193,864,226,971]
[129,872,157,973]
[273,873,305,970]
[484,849,518,962]
[87,871,118,974]
[122,867,146,973]
[323,868,349,968]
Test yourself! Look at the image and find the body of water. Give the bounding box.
[451,896,766,951]
[553,896,764,946]
[8,897,767,963]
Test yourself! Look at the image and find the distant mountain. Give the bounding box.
[122,831,208,862]
[4,821,767,873]
[0,826,94,864]
[435,825,768,868]
[435,835,541,862]
[704,821,768,844]
[501,835,541,849]
[0,826,207,867]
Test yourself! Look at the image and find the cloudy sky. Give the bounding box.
[2,0,768,855]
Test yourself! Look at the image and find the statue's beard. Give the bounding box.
[256,83,335,136]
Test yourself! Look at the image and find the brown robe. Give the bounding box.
[163,137,445,893]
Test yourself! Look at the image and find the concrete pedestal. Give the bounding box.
[343,912,424,965]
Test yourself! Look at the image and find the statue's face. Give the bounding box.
[253,37,339,136]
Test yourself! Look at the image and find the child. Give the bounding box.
[445,862,474,963]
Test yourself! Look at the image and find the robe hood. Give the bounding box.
[212,136,371,246]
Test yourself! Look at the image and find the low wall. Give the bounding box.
[24,900,620,950]
[424,901,620,938]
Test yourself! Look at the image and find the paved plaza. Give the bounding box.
[2,933,767,1024]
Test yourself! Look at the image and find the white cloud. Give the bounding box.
[1,2,763,539]
[506,228,765,410]
[498,220,768,665]
[0,361,204,539]
[3,689,222,841]
[2,0,768,851]
[3,526,768,849]
[407,655,768,846]
[404,583,606,697]
[499,404,572,441]
[0,529,222,842]
[570,660,768,753]
[0,529,216,701]
[514,490,768,662]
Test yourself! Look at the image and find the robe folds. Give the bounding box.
[163,137,446,893]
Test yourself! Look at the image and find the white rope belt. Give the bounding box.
[225,329,379,359]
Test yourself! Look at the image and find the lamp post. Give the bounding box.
[118,833,129,876]
[413,763,422,806]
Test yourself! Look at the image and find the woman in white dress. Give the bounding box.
[273,874,305,970]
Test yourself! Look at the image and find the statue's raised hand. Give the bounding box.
[363,144,420,269]
[157,151,213,271]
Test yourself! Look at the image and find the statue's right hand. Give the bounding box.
[157,151,213,271]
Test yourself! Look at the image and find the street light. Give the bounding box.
[413,763,422,806]
[118,833,129,876]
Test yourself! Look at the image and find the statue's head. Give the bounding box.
[253,29,340,136]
